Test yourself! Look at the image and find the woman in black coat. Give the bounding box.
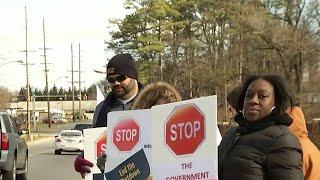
[218,74,303,180]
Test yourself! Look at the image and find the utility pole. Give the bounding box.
[42,18,51,128]
[25,6,31,138]
[78,43,82,121]
[32,92,36,131]
[20,7,35,138]
[71,44,75,122]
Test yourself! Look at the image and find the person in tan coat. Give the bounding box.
[288,107,320,180]
[131,81,182,110]
[97,81,182,174]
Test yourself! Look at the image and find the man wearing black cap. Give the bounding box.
[93,53,143,127]
[74,53,143,178]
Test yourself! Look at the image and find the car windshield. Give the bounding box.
[61,131,81,137]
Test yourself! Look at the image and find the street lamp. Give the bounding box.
[49,76,69,83]
[0,60,23,67]
[59,97,64,118]
[93,69,106,74]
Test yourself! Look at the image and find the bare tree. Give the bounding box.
[0,86,12,110]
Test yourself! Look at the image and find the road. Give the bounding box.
[0,120,92,180]
[28,136,82,180]
[27,120,93,180]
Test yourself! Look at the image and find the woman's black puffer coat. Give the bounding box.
[218,112,303,180]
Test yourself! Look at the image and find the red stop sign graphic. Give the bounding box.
[165,103,205,156]
[94,131,107,159]
[112,117,140,152]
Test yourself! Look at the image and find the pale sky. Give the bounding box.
[0,0,128,93]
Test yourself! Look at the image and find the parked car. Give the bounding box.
[51,116,62,123]
[60,118,68,123]
[54,130,84,155]
[0,112,28,180]
[71,123,92,133]
[42,116,60,124]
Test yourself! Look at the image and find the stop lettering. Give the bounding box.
[112,117,140,152]
[165,103,205,156]
[170,121,201,141]
[115,129,138,141]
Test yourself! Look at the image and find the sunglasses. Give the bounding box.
[107,75,127,83]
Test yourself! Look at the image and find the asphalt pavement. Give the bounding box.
[28,137,82,180]
[25,120,94,179]
[0,120,89,180]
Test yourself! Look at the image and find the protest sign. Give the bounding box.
[105,109,152,180]
[84,127,107,180]
[152,95,218,180]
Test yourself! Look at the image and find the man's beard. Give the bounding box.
[112,79,135,99]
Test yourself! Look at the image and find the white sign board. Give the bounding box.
[152,95,219,180]
[84,127,107,180]
[105,109,152,180]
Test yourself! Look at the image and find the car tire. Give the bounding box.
[17,156,28,180]
[54,149,61,155]
[3,158,17,180]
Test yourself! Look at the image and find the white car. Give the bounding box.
[54,130,84,155]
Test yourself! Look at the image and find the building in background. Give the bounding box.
[7,100,97,122]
